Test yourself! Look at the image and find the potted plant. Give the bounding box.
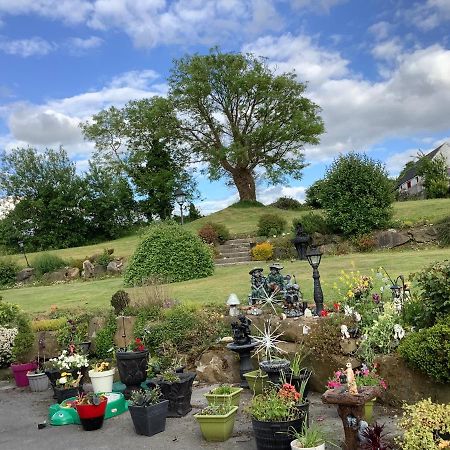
[247,385,304,450]
[253,320,290,385]
[27,356,49,392]
[289,348,312,399]
[74,392,108,431]
[88,361,115,393]
[116,337,149,399]
[194,403,239,442]
[54,371,83,403]
[152,369,196,417]
[10,360,37,388]
[359,422,392,450]
[205,384,243,407]
[46,350,90,391]
[244,369,268,395]
[290,422,336,450]
[128,386,169,437]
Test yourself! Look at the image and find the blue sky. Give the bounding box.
[1,0,450,214]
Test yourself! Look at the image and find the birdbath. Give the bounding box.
[322,386,382,450]
[226,341,258,388]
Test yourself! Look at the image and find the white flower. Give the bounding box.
[58,376,67,384]
[354,312,362,322]
[344,305,354,316]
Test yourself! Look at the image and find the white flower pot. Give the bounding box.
[290,440,325,450]
[27,372,49,392]
[88,368,115,393]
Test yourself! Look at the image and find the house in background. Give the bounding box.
[396,142,450,198]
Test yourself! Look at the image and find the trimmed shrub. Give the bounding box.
[207,222,230,244]
[271,197,304,210]
[229,200,264,208]
[31,317,67,332]
[0,257,19,287]
[436,215,450,247]
[257,213,286,236]
[0,301,34,364]
[293,212,330,235]
[124,221,214,286]
[398,319,450,383]
[111,290,130,315]
[251,242,274,261]
[198,224,218,244]
[32,253,67,276]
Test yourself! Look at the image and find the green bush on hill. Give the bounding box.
[257,213,287,236]
[229,200,264,208]
[436,215,450,247]
[0,257,19,287]
[293,212,330,235]
[124,221,214,286]
[32,253,67,276]
[271,197,305,210]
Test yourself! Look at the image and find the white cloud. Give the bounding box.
[402,0,450,31]
[0,36,55,57]
[68,36,103,53]
[371,38,403,62]
[368,21,392,41]
[290,0,348,13]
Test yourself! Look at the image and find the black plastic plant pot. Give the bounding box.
[252,417,303,450]
[290,369,312,399]
[116,350,149,399]
[54,386,79,404]
[45,369,61,399]
[259,359,291,385]
[129,400,169,436]
[156,372,196,418]
[295,400,310,429]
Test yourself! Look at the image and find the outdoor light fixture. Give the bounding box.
[174,188,187,225]
[226,293,241,317]
[306,246,324,316]
[18,240,30,267]
[390,275,408,310]
[292,223,311,260]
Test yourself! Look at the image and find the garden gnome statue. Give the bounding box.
[231,315,252,345]
[248,267,266,305]
[345,362,358,395]
[266,263,285,296]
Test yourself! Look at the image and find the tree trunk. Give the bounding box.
[231,168,257,201]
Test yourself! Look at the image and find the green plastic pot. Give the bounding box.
[204,387,243,407]
[244,370,268,395]
[194,406,238,442]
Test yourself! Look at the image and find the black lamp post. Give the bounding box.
[390,275,408,309]
[18,240,30,267]
[174,189,187,225]
[306,246,324,316]
[292,223,311,260]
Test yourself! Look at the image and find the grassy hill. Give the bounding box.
[4,198,450,267]
[2,247,448,314]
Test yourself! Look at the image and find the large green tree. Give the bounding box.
[321,153,394,236]
[168,49,324,201]
[416,152,449,199]
[80,97,194,220]
[0,147,88,251]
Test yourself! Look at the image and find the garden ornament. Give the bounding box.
[248,267,266,305]
[302,325,311,335]
[393,324,405,340]
[303,308,312,317]
[344,305,354,316]
[345,362,358,395]
[230,315,252,345]
[340,324,350,339]
[354,312,362,322]
[226,293,241,317]
[266,263,285,296]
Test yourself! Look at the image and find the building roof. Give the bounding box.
[395,143,449,188]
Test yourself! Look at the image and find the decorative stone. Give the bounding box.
[42,269,68,283]
[107,259,123,274]
[374,230,410,248]
[93,265,107,276]
[66,267,80,280]
[82,260,95,279]
[409,225,438,243]
[16,267,35,283]
[195,347,241,384]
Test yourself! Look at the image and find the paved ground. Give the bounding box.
[0,381,401,450]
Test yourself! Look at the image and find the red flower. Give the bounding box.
[333,302,340,311]
[320,310,328,317]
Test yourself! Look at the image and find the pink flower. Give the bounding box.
[335,371,342,377]
[380,380,388,390]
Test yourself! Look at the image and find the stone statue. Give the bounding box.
[231,315,252,345]
[248,267,267,305]
[345,362,358,395]
[283,274,303,316]
[265,263,285,296]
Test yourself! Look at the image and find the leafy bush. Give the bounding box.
[229,200,264,208]
[56,313,93,349]
[0,301,34,363]
[94,312,117,359]
[353,234,377,252]
[198,224,218,244]
[0,257,19,287]
[293,212,330,235]
[251,242,274,261]
[32,253,67,276]
[411,260,450,327]
[305,179,326,209]
[207,222,230,244]
[436,216,450,247]
[124,221,214,286]
[271,197,304,210]
[31,317,67,332]
[271,235,297,260]
[321,153,394,236]
[94,249,114,268]
[257,213,287,236]
[398,319,450,383]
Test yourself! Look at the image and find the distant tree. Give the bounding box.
[416,152,449,199]
[168,48,324,201]
[321,153,394,236]
[0,147,88,251]
[81,97,195,220]
[305,179,326,209]
[83,162,136,240]
[396,160,416,182]
[187,202,202,221]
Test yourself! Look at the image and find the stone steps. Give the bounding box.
[215,260,254,267]
[215,238,254,266]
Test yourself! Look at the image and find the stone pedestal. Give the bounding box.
[322,386,381,450]
[226,341,258,388]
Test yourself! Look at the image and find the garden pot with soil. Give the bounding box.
[89,368,115,393]
[10,362,37,387]
[116,349,149,399]
[129,399,169,437]
[194,405,239,442]
[244,370,268,395]
[260,359,291,385]
[54,386,80,404]
[205,386,243,407]
[75,396,108,431]
[252,417,304,450]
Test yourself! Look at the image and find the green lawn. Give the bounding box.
[2,247,448,315]
[5,198,450,269]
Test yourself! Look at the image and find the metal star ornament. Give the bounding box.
[251,319,286,361]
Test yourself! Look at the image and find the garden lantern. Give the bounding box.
[292,223,311,260]
[174,188,187,225]
[227,293,241,317]
[390,275,408,310]
[18,240,30,267]
[306,246,324,316]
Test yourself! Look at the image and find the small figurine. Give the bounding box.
[248,267,267,305]
[345,362,358,395]
[304,308,312,318]
[283,274,303,316]
[231,315,252,345]
[265,263,285,296]
[340,324,350,339]
[394,324,405,340]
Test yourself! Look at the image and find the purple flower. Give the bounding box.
[372,293,381,304]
